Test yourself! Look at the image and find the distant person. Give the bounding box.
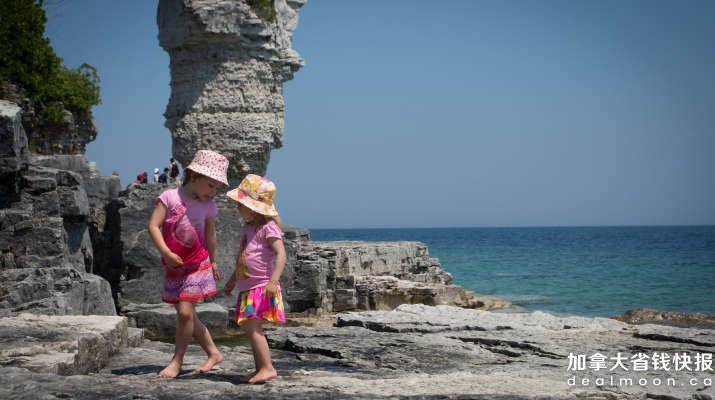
[147,149,229,378]
[127,173,144,189]
[153,168,160,183]
[158,168,169,185]
[112,170,120,177]
[223,174,285,384]
[141,172,149,184]
[169,158,180,184]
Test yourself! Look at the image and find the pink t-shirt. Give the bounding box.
[237,220,283,292]
[157,187,217,245]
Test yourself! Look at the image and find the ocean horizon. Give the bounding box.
[309,225,715,318]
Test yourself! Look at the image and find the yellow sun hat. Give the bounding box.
[226,174,278,217]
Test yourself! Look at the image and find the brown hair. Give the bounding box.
[238,202,281,225]
[183,169,227,189]
[181,169,195,186]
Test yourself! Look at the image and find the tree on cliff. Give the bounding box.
[0,0,101,124]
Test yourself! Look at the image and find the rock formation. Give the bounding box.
[289,240,509,313]
[158,0,305,185]
[0,97,116,316]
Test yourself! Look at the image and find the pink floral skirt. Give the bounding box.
[162,257,216,304]
[235,284,286,325]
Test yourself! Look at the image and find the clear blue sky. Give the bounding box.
[44,0,715,229]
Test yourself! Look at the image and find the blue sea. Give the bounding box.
[310,226,715,317]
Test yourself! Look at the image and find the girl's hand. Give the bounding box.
[163,251,183,267]
[265,280,278,296]
[211,262,221,280]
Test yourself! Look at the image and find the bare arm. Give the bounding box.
[223,233,242,296]
[205,218,220,279]
[264,237,286,295]
[147,202,183,267]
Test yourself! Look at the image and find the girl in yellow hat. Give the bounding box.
[224,174,286,384]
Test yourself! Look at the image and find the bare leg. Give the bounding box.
[193,313,223,372]
[159,302,195,378]
[240,318,277,384]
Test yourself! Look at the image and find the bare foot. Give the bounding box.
[247,368,277,384]
[159,359,182,378]
[239,370,257,383]
[196,352,224,373]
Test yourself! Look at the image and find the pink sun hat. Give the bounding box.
[226,174,278,217]
[184,150,229,186]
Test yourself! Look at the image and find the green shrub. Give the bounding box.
[40,102,65,125]
[0,0,100,123]
[45,64,101,113]
[248,0,276,22]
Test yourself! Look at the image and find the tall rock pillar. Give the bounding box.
[157,0,305,185]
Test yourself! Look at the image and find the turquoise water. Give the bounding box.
[310,226,715,317]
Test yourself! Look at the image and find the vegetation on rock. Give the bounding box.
[0,0,101,125]
[247,0,276,22]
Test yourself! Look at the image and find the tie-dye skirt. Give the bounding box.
[162,257,217,304]
[235,284,286,324]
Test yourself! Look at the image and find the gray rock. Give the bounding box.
[613,308,715,329]
[157,0,305,185]
[18,103,97,156]
[336,303,627,333]
[1,305,713,399]
[29,154,124,302]
[0,267,115,317]
[0,313,128,375]
[127,327,144,347]
[30,154,95,175]
[82,272,116,315]
[268,305,714,398]
[0,100,29,173]
[117,184,166,304]
[0,147,118,317]
[121,302,228,338]
[287,241,503,314]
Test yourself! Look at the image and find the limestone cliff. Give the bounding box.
[0,3,129,315]
[158,0,305,185]
[0,92,117,316]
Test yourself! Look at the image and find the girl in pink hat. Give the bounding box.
[147,150,229,378]
[224,174,286,384]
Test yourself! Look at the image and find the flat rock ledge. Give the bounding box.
[613,308,715,329]
[1,305,713,399]
[0,313,139,375]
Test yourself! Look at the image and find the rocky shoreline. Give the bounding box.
[2,305,713,399]
[3,1,713,398]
